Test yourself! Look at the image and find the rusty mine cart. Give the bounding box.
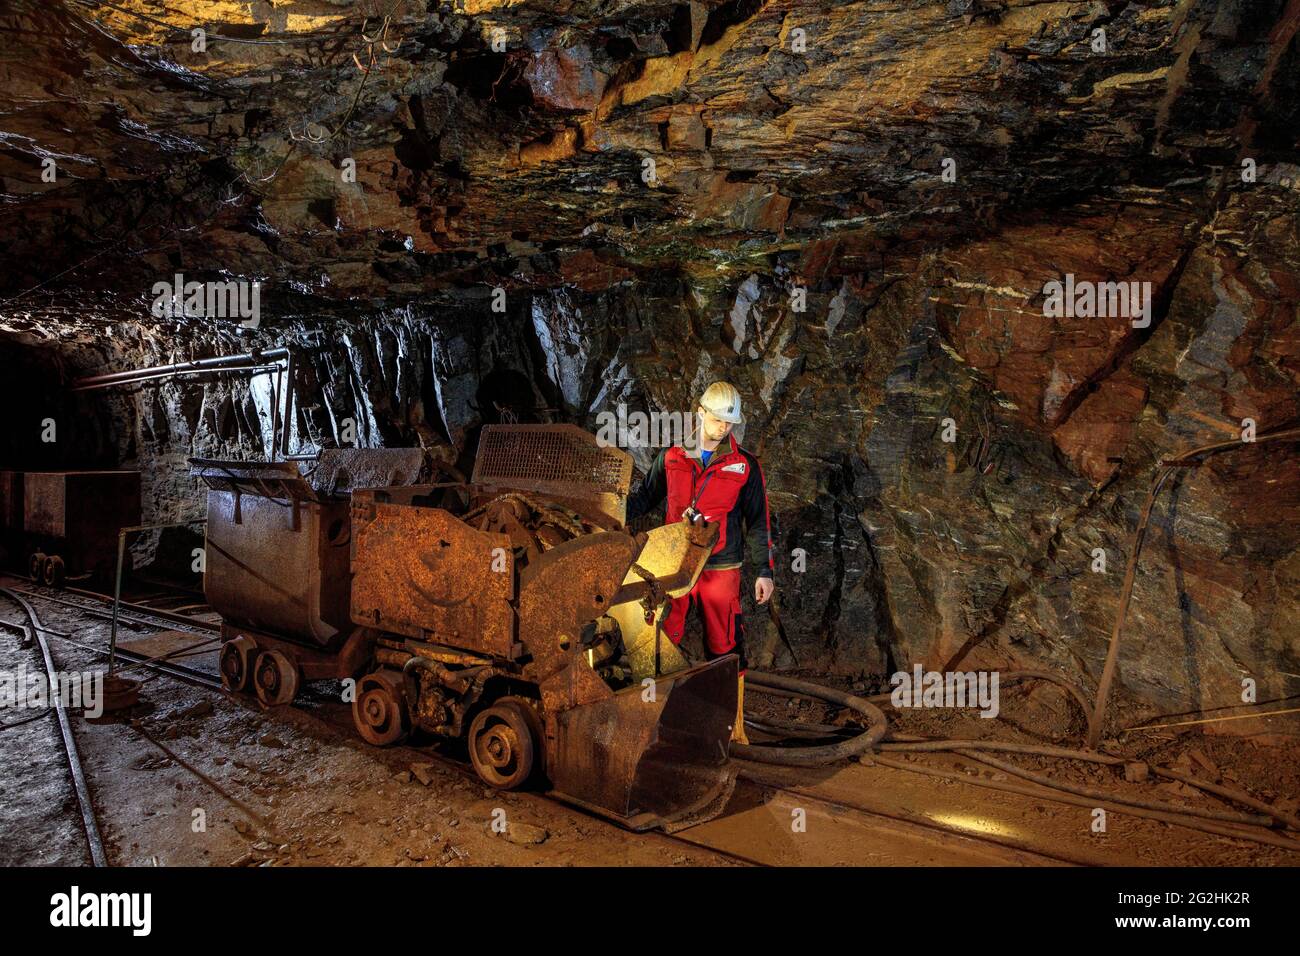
[191,425,739,830]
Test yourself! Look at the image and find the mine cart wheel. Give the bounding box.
[352,670,409,746]
[28,552,47,582]
[41,555,65,589]
[219,637,258,693]
[498,695,546,780]
[252,649,300,707]
[468,701,537,790]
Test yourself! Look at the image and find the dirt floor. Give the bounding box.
[4,580,1300,867]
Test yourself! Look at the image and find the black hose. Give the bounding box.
[745,716,846,741]
[746,712,849,736]
[402,655,439,705]
[730,671,887,766]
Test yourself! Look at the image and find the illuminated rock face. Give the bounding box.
[0,0,1297,733]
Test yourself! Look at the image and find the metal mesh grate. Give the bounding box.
[471,425,633,498]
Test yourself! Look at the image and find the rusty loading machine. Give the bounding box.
[192,426,739,830]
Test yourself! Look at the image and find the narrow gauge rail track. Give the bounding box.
[0,578,220,636]
[0,587,107,866]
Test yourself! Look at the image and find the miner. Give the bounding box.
[626,381,776,745]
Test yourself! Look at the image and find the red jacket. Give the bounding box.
[626,434,775,577]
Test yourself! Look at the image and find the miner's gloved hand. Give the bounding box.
[754,576,774,605]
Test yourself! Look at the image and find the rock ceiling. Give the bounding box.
[2,0,1295,304]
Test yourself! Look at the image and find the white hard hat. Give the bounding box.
[699,381,744,424]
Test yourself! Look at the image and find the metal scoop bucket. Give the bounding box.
[547,654,739,830]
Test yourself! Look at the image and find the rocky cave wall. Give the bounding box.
[7,192,1298,737]
[1,0,1298,737]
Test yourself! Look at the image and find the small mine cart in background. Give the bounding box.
[0,469,141,587]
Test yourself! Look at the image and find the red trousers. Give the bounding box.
[662,567,747,673]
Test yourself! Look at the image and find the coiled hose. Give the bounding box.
[729,671,887,766]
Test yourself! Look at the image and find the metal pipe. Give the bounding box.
[70,365,280,392]
[271,361,283,463]
[174,365,281,378]
[70,348,302,463]
[279,349,296,458]
[71,348,290,392]
[402,654,479,704]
